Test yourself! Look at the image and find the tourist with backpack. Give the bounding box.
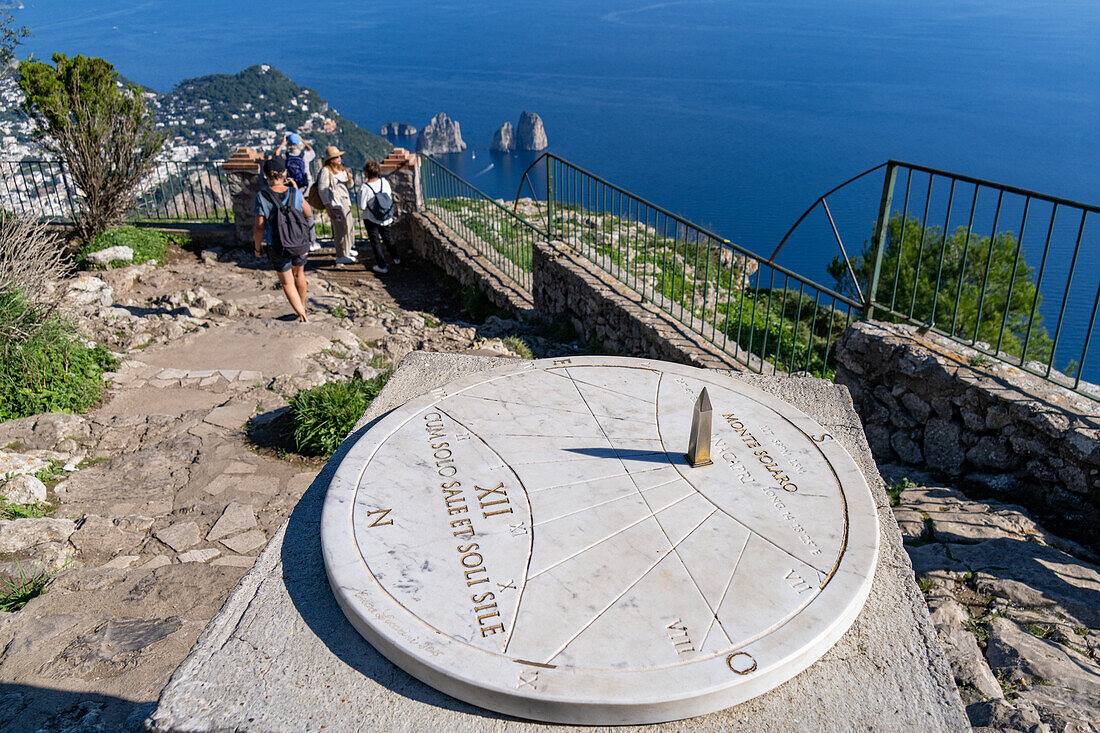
[318,146,357,265]
[275,132,320,251]
[358,159,399,274]
[253,157,314,322]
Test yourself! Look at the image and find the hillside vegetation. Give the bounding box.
[155,64,391,168]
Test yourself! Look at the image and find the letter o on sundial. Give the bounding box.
[321,356,879,724]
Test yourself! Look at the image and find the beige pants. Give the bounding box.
[330,208,355,259]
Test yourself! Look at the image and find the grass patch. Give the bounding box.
[422,314,440,328]
[0,563,54,612]
[0,294,120,421]
[331,304,347,319]
[368,353,391,370]
[76,226,170,269]
[3,441,21,451]
[33,459,66,487]
[886,477,917,507]
[289,371,392,457]
[503,335,533,359]
[0,497,54,520]
[964,616,990,643]
[917,576,935,593]
[1073,625,1089,637]
[1025,623,1053,639]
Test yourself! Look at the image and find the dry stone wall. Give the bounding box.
[837,320,1100,550]
[532,241,740,370]
[406,210,742,370]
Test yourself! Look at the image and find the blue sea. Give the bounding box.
[16,0,1100,379]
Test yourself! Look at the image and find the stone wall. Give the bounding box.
[407,211,743,370]
[406,211,535,318]
[837,320,1100,549]
[532,241,741,370]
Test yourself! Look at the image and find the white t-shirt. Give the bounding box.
[358,177,395,226]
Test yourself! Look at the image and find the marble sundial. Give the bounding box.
[321,356,879,724]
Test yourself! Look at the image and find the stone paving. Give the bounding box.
[0,244,545,732]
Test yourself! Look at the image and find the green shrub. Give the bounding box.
[829,214,1053,363]
[77,226,169,269]
[289,372,392,457]
[0,497,54,520]
[503,335,533,359]
[0,294,119,421]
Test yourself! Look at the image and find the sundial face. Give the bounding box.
[321,356,879,724]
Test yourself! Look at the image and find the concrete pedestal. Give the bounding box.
[149,352,969,732]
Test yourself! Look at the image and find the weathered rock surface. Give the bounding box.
[889,466,1100,732]
[515,110,548,150]
[85,245,134,266]
[416,112,466,154]
[1,473,47,504]
[490,120,515,152]
[379,121,417,136]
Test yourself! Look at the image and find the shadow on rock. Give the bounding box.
[0,683,153,733]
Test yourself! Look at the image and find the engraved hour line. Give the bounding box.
[435,408,536,656]
[544,508,716,665]
[563,372,734,647]
[651,375,837,578]
[699,533,751,650]
[525,491,699,581]
[543,366,661,404]
[446,391,655,424]
[523,463,671,495]
[531,476,686,528]
[489,449,668,469]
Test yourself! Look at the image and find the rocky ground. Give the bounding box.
[0,242,1097,731]
[886,465,1100,732]
[0,242,574,732]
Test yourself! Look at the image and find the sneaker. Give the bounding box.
[335,256,357,265]
[309,242,321,252]
[348,249,359,258]
[372,265,389,274]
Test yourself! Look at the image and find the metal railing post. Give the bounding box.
[864,162,897,319]
[545,155,554,239]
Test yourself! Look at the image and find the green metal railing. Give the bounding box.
[0,159,232,223]
[545,154,862,376]
[420,155,539,291]
[777,160,1100,397]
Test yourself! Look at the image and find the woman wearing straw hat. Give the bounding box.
[318,146,357,264]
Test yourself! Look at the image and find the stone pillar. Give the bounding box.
[380,147,422,216]
[381,147,422,247]
[222,147,263,246]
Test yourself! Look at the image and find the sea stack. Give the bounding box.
[490,121,515,152]
[417,113,466,155]
[380,121,418,136]
[516,111,548,151]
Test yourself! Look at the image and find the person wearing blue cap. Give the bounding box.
[276,131,320,251]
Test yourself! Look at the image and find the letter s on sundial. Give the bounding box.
[321,356,879,725]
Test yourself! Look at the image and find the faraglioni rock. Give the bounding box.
[417,113,466,155]
[515,111,548,151]
[490,121,515,152]
[380,121,418,136]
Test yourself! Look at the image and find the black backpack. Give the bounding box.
[285,154,309,190]
[262,188,312,256]
[366,180,395,221]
